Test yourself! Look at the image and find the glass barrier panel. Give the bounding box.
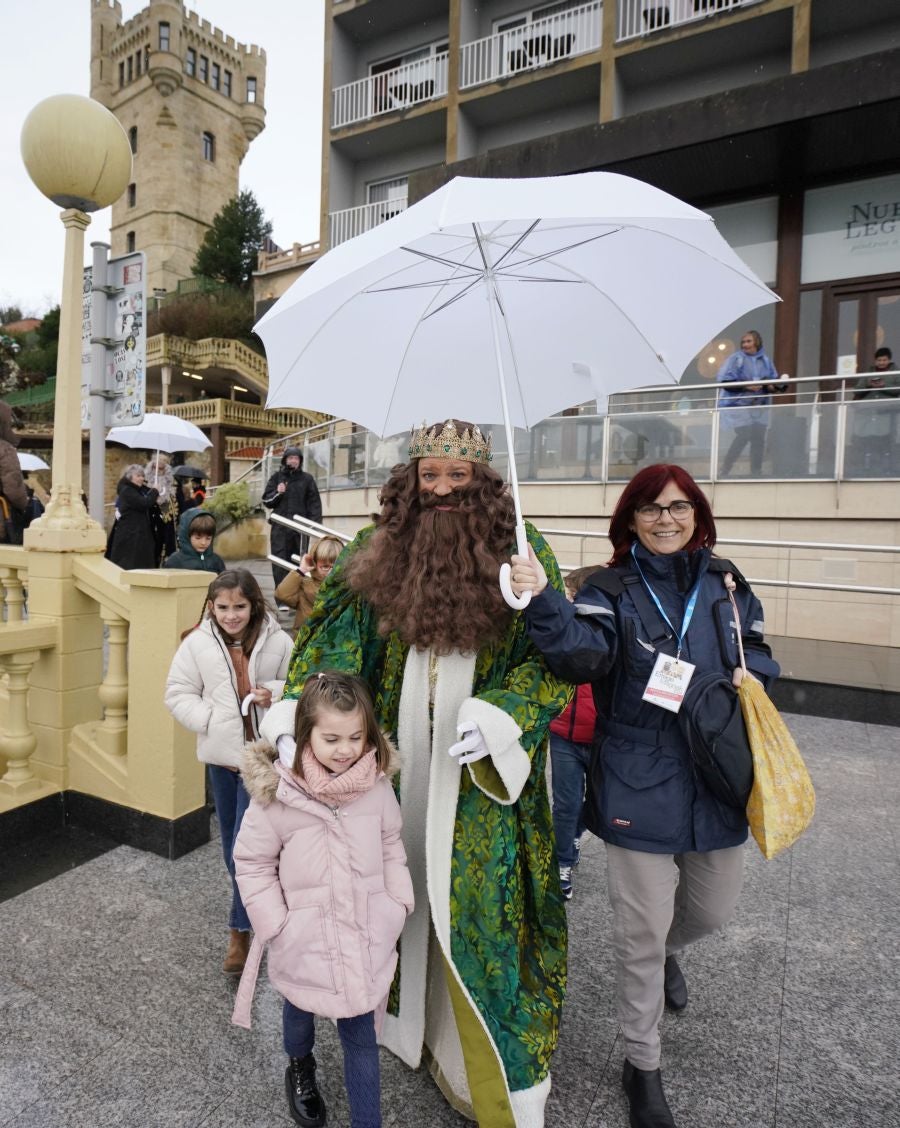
[843,398,900,478]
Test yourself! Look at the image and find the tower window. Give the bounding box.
[145,45,150,71]
[119,61,125,87]
[128,183,136,208]
[126,231,136,254]
[135,50,141,76]
[211,63,220,91]
[202,132,215,162]
[223,69,232,98]
[127,55,133,82]
[199,55,209,83]
[186,48,196,77]
[246,76,257,104]
[159,22,170,52]
[128,127,138,154]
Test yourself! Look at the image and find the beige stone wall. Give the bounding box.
[306,478,900,647]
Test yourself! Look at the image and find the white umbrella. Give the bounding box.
[106,413,212,454]
[18,452,50,471]
[257,172,778,606]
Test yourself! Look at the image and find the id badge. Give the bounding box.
[642,652,696,713]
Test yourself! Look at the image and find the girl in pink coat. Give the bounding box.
[232,672,414,1128]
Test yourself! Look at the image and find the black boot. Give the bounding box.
[663,955,688,1012]
[285,1054,327,1127]
[622,1060,677,1128]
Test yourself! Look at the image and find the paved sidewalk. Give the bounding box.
[2,712,898,1127]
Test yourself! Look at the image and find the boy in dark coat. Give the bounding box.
[163,508,226,573]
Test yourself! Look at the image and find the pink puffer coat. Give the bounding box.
[231,739,414,1027]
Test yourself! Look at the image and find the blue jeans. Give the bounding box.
[550,734,590,869]
[207,765,251,932]
[284,1001,381,1127]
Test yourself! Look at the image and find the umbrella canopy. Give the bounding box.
[257,172,777,605]
[18,452,49,471]
[106,413,212,454]
[258,172,777,436]
[172,464,208,479]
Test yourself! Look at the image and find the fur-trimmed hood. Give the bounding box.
[241,734,399,807]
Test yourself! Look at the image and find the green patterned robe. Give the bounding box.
[283,521,571,1115]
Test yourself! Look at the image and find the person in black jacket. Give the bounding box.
[106,464,159,569]
[262,446,322,583]
[509,463,779,1128]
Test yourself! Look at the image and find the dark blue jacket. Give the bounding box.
[524,545,780,854]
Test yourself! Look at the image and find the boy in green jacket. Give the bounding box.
[163,507,225,573]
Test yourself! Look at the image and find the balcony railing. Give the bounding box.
[617,0,763,43]
[460,1,601,90]
[332,52,449,128]
[257,374,900,490]
[329,196,409,247]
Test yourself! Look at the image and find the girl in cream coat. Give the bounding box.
[164,570,294,975]
[232,672,414,1128]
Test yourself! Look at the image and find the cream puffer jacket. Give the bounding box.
[164,614,294,769]
[231,739,414,1027]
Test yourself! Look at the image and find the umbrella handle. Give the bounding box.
[499,563,532,610]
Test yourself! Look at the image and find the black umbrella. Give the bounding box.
[173,465,208,479]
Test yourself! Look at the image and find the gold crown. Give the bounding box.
[408,420,493,465]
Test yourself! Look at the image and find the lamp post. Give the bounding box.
[20,95,132,551]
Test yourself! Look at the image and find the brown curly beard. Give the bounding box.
[344,461,517,654]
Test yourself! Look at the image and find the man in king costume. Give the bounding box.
[260,420,571,1127]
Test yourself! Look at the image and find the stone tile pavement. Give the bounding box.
[2,712,898,1126]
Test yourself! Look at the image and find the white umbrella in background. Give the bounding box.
[106,412,212,454]
[257,172,778,607]
[18,452,50,471]
[107,412,213,491]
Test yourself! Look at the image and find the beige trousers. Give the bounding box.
[605,843,745,1070]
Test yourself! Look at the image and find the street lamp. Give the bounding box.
[20,94,132,550]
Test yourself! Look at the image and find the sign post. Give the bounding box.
[82,247,146,522]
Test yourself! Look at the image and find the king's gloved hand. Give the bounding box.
[448,721,490,765]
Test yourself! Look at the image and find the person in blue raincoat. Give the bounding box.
[508,463,779,1128]
[716,329,781,476]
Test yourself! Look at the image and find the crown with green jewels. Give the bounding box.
[408,420,493,465]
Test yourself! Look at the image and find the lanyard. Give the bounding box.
[630,544,701,660]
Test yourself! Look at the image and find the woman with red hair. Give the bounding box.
[510,464,779,1128]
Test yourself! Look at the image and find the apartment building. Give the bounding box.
[256,0,900,389]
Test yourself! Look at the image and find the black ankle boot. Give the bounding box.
[622,1060,677,1128]
[663,955,688,1012]
[285,1054,327,1127]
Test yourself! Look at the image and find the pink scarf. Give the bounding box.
[296,746,379,805]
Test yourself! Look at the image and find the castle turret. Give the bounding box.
[90,0,267,297]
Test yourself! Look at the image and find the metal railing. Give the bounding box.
[244,373,900,492]
[460,2,601,89]
[538,528,900,596]
[329,196,409,247]
[617,0,764,43]
[332,51,449,128]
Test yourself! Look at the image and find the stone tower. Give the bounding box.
[90,0,266,297]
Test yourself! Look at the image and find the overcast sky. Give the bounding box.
[1,0,325,317]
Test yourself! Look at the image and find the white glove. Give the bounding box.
[276,734,297,770]
[448,721,490,765]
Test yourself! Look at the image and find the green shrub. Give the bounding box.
[205,480,253,528]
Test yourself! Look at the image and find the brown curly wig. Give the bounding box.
[344,459,517,654]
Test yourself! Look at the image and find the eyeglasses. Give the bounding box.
[634,501,695,522]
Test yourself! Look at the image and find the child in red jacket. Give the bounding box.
[549,565,602,900]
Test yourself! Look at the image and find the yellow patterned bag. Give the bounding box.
[724,574,815,860]
[737,676,815,859]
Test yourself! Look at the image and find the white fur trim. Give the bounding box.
[509,1075,551,1128]
[459,696,530,805]
[380,647,432,1068]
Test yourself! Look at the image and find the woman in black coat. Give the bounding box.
[106,464,159,569]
